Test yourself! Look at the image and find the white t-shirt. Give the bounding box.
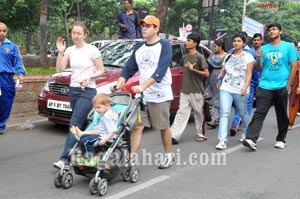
[134,41,173,103]
[220,51,254,94]
[96,109,118,142]
[64,44,101,88]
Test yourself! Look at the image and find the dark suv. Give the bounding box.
[38,39,211,125]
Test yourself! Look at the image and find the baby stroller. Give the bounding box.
[54,92,141,196]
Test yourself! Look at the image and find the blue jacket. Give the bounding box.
[0,38,26,75]
[116,10,141,39]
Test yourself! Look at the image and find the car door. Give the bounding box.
[170,43,185,113]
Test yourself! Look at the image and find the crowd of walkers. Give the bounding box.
[50,19,299,171]
[201,23,300,151]
[172,23,300,153]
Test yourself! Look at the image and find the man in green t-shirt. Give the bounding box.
[171,33,209,144]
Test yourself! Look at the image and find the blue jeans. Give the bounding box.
[79,134,100,158]
[218,90,250,141]
[60,87,96,162]
[231,84,256,128]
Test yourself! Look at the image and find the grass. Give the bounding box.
[25,66,56,75]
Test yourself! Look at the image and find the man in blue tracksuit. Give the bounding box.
[0,22,26,133]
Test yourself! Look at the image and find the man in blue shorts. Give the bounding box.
[242,23,299,151]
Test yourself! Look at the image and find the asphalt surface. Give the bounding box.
[1,108,300,199]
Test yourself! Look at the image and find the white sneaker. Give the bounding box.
[242,139,257,151]
[240,134,246,142]
[158,155,174,169]
[53,160,70,170]
[274,141,287,149]
[216,141,227,150]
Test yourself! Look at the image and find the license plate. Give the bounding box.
[47,99,72,112]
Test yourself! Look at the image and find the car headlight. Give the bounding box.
[39,80,50,97]
[43,80,50,92]
[96,81,117,94]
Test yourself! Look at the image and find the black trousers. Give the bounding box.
[246,87,288,143]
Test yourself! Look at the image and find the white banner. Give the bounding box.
[242,16,265,40]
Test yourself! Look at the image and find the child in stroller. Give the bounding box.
[70,93,119,167]
[54,92,141,195]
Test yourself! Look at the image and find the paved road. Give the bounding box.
[0,107,300,199]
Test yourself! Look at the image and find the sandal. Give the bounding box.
[207,120,218,128]
[195,135,207,142]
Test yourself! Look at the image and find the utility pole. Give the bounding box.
[198,0,203,33]
[76,0,81,21]
[243,0,247,16]
[208,0,216,42]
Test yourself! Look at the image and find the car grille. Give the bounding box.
[50,83,70,96]
[39,107,72,120]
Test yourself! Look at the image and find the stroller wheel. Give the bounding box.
[97,178,108,196]
[130,168,139,183]
[62,171,73,189]
[54,171,62,188]
[89,177,98,195]
[122,168,131,182]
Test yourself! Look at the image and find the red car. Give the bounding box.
[38,39,212,125]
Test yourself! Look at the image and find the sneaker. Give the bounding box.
[297,112,300,116]
[242,139,257,151]
[215,141,227,150]
[53,160,70,170]
[229,128,237,136]
[172,137,179,145]
[288,125,292,130]
[239,134,246,142]
[158,155,174,169]
[274,141,287,149]
[0,129,5,134]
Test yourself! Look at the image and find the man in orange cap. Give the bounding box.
[112,15,174,169]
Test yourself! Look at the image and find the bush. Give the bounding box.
[25,66,56,75]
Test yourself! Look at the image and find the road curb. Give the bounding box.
[7,118,48,128]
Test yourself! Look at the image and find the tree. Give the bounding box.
[246,0,300,42]
[0,0,39,54]
[39,0,49,68]
[2,0,300,62]
[155,0,170,28]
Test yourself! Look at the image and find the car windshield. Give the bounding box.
[99,40,138,68]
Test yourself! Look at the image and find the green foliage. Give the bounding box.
[247,0,300,42]
[0,0,39,31]
[213,0,244,33]
[2,0,300,56]
[134,0,158,14]
[168,0,197,33]
[25,66,56,75]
